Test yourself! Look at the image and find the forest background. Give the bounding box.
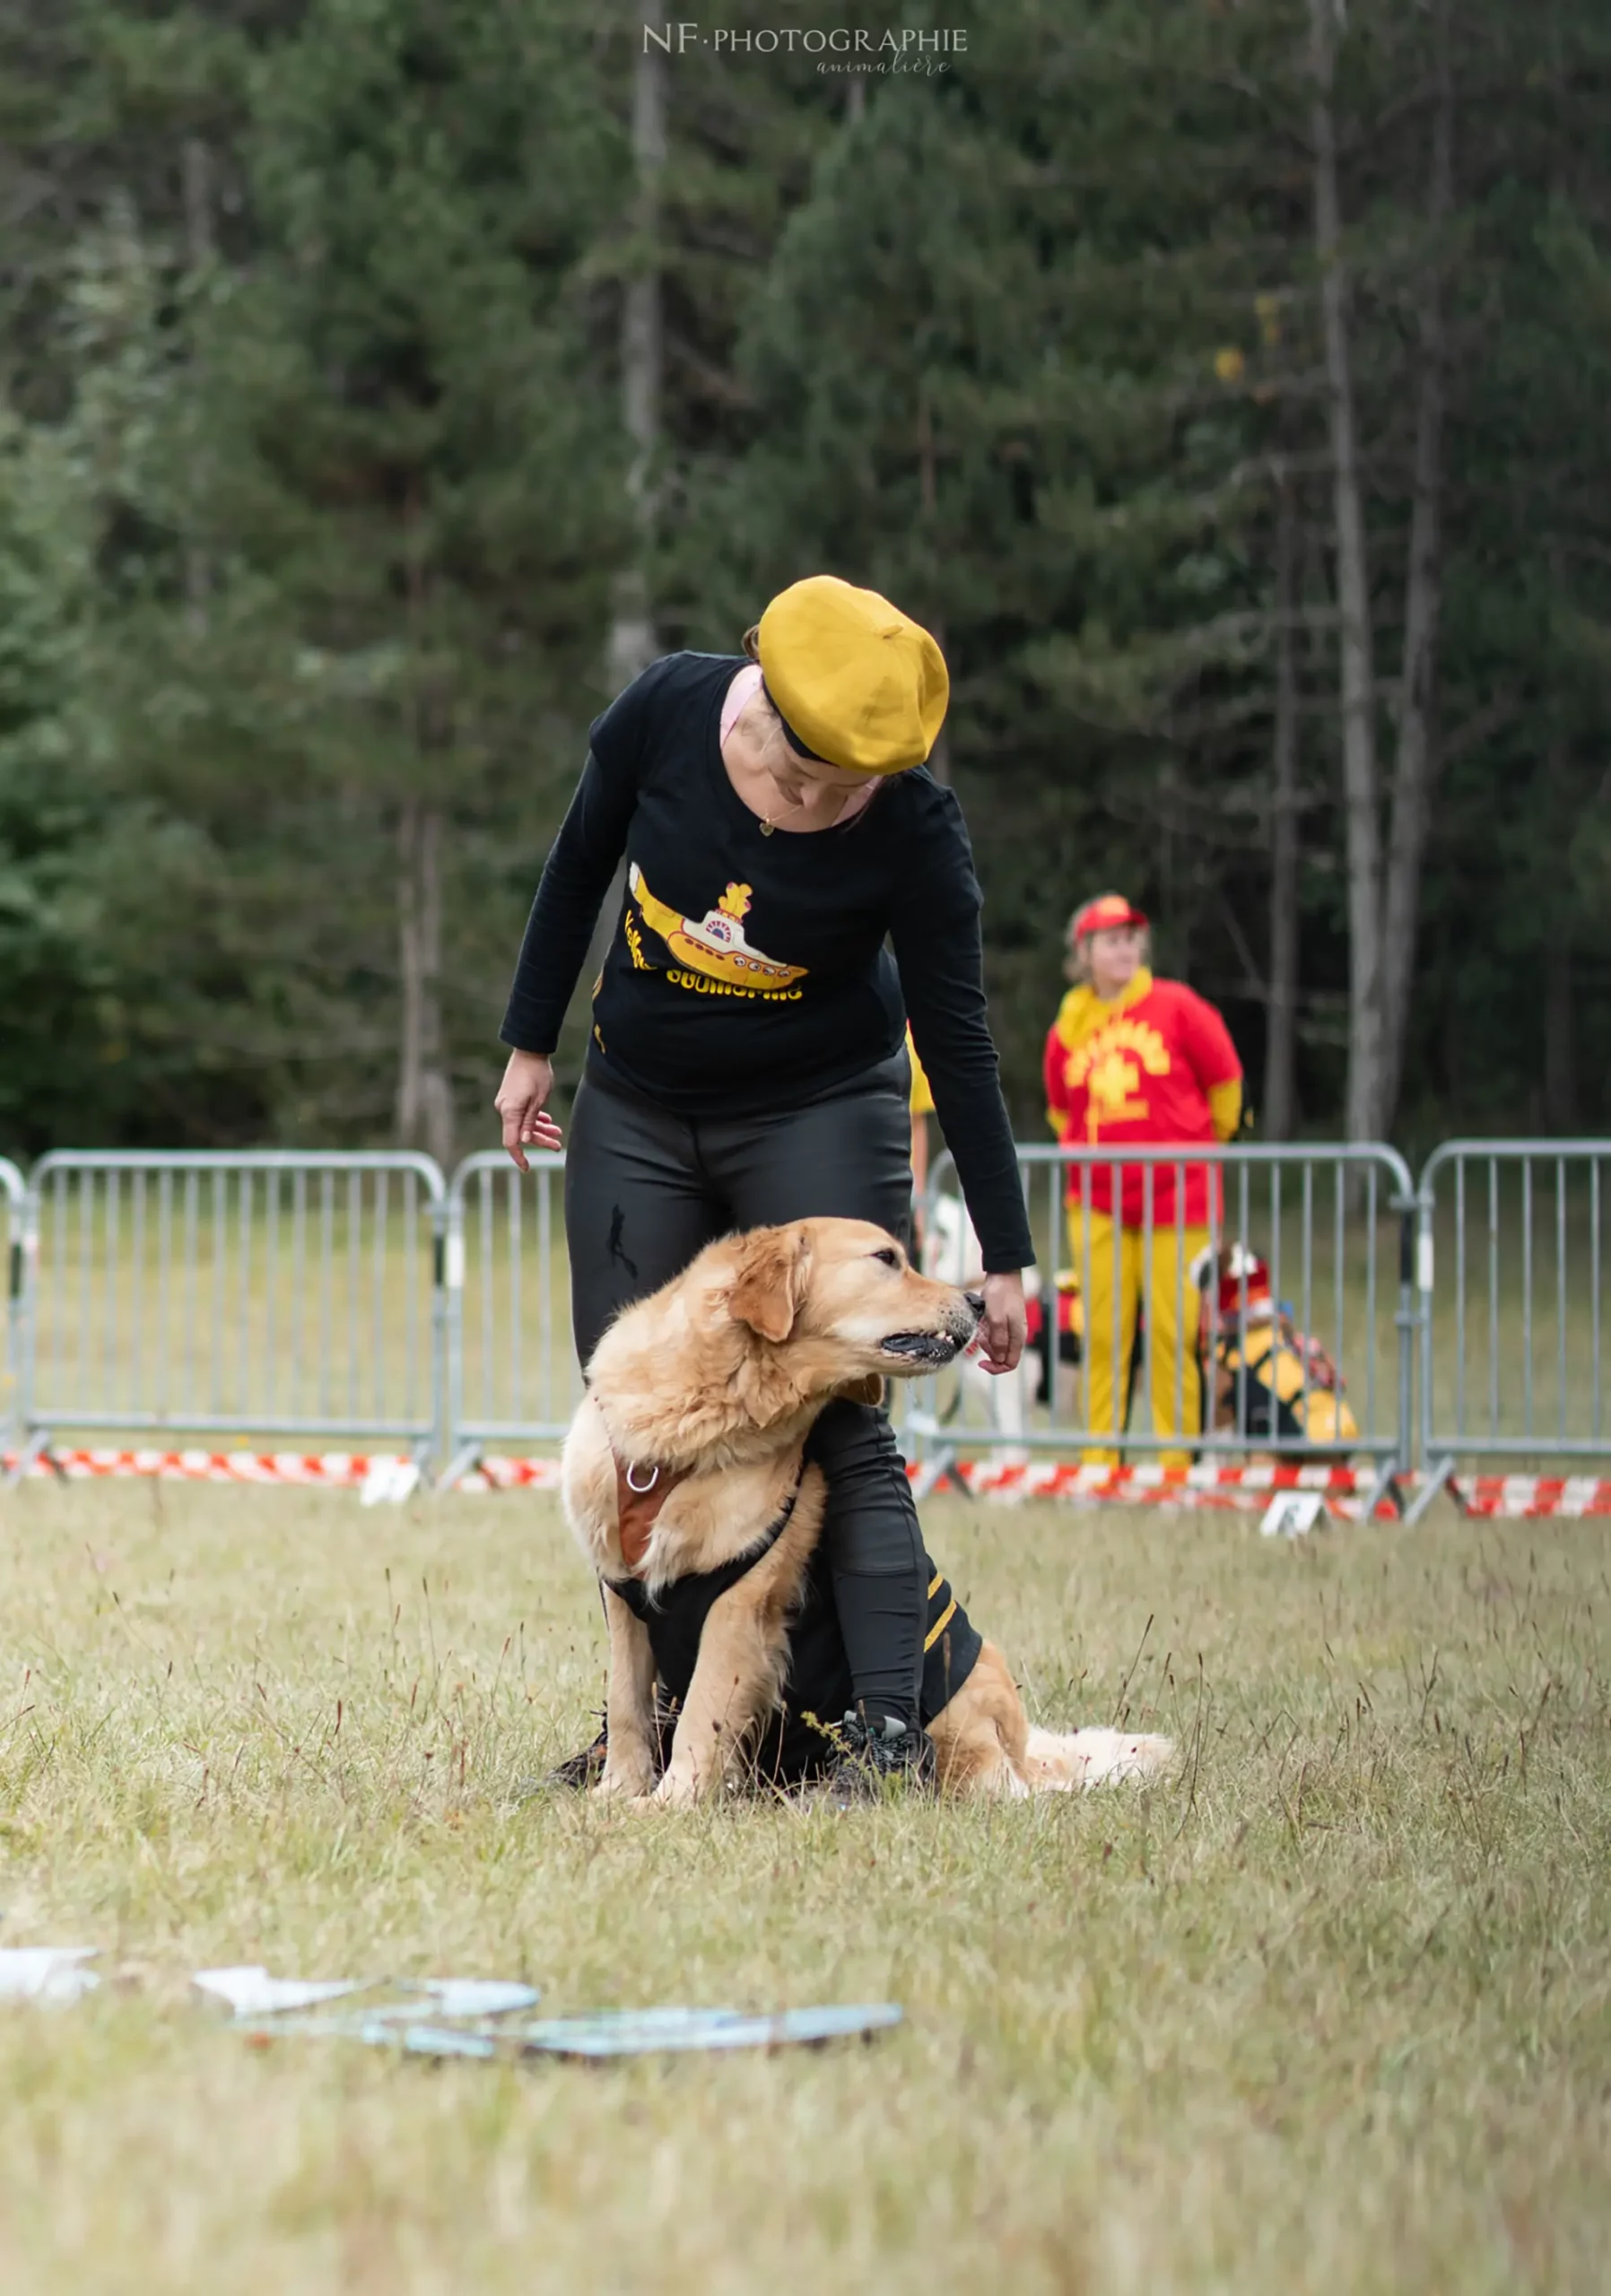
[0,0,1605,1167]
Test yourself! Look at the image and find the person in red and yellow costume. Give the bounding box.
[1043,892,1242,1466]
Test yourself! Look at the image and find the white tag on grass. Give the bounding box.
[360,1457,421,1508]
[1259,1492,1327,1539]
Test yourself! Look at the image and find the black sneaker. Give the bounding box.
[542,1721,608,1792]
[823,1708,937,1804]
[529,1692,681,1795]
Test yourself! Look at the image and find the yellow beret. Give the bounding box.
[756,575,949,776]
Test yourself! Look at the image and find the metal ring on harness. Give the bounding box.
[624,1462,660,1495]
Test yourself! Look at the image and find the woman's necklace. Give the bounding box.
[757,787,866,836]
[757,789,794,836]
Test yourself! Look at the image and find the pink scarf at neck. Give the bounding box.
[719,662,763,748]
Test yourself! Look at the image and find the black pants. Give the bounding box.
[566,1051,925,1725]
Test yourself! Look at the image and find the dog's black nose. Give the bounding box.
[964,1290,986,1321]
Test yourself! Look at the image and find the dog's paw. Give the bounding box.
[650,1768,703,1809]
[594,1761,654,1801]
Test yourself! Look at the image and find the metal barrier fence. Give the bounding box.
[1414,1140,1610,1518]
[1,1137,1607,1495]
[1,1157,25,1452]
[439,1148,575,1485]
[9,1152,446,1475]
[911,1142,1416,1510]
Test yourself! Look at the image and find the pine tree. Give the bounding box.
[66,0,625,1149]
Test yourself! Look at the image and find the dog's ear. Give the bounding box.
[832,1374,885,1410]
[727,1226,812,1344]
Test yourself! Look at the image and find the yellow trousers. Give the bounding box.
[1067,1207,1208,1468]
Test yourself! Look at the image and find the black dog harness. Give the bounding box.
[607,1474,982,1787]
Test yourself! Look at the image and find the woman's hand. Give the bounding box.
[495,1049,564,1171]
[976,1270,1027,1374]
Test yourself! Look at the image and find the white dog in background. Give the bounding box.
[920,1194,1041,1465]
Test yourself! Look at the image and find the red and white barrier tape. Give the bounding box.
[1442,1474,1611,1520]
[911,1457,1611,1520]
[2,1448,1607,1518]
[932,1458,1364,1505]
[1,1448,419,1488]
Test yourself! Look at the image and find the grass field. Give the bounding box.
[2,1482,1608,2294]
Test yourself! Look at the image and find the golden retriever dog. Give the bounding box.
[560,1217,1172,1806]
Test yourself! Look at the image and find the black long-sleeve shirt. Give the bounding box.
[501,651,1032,1272]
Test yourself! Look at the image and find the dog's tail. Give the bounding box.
[1022,1726,1174,1790]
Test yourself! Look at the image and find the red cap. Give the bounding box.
[1071,892,1148,940]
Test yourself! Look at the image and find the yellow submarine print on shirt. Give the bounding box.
[629,865,809,991]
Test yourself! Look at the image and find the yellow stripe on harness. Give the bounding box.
[924,1595,958,1653]
[927,1569,944,1597]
